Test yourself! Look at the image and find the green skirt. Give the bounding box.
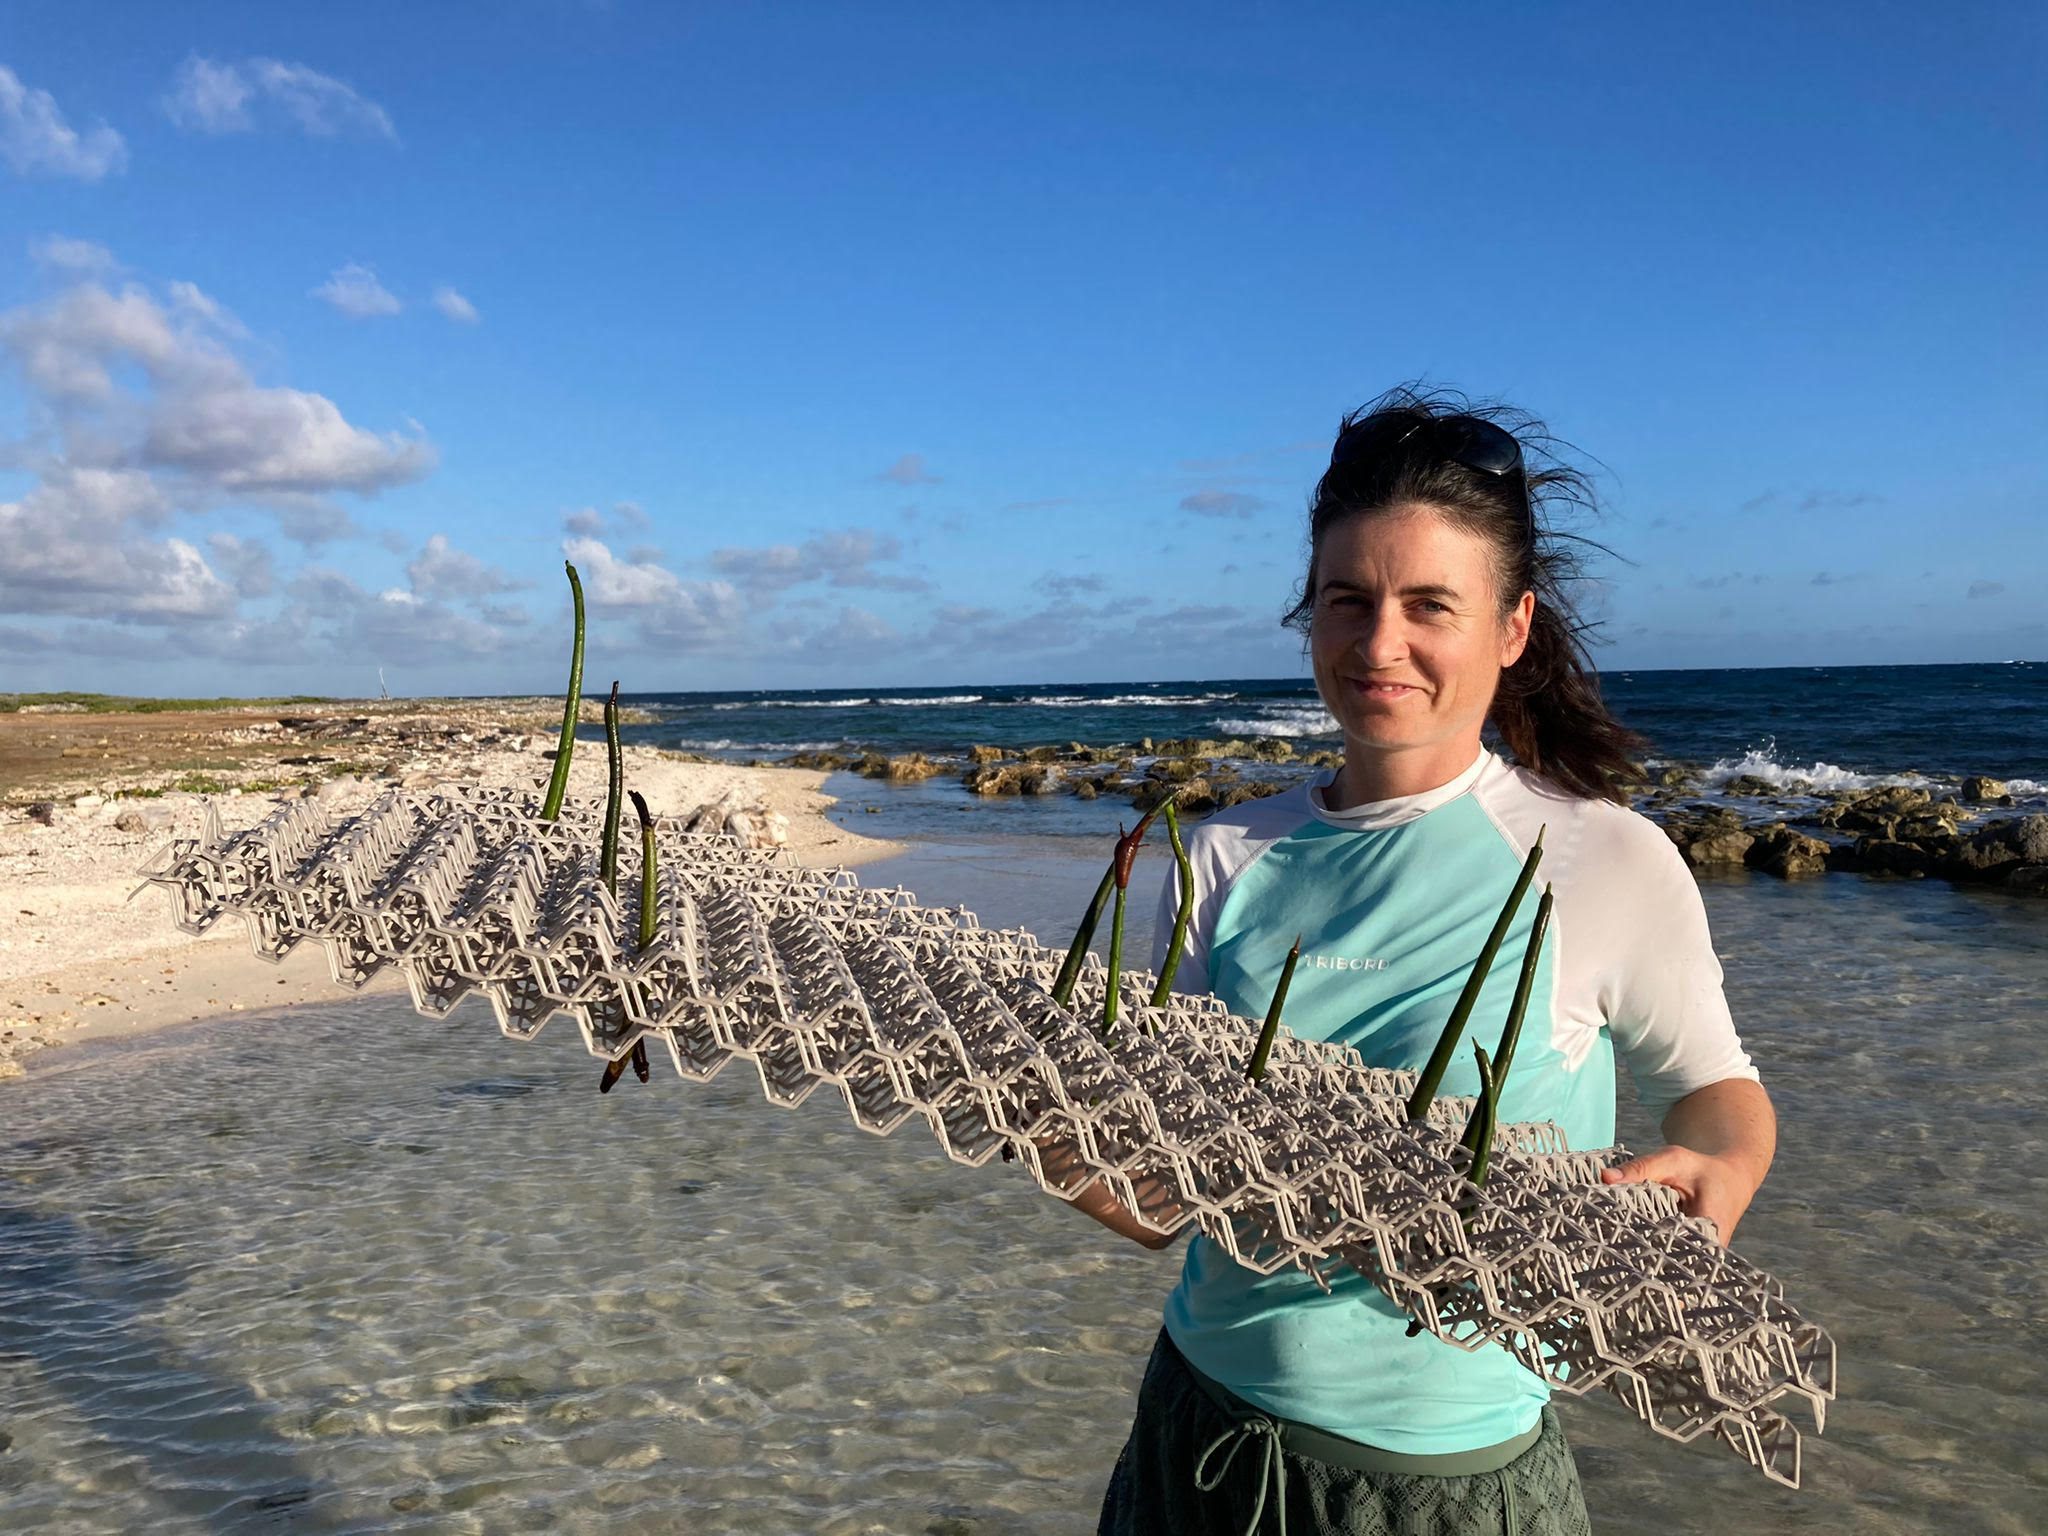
[1095,1329,1592,1536]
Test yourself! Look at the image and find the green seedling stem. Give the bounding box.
[1099,796,1175,1033]
[1461,1043,1500,1186]
[1487,883,1553,1098]
[1405,826,1545,1122]
[1246,936,1303,1082]
[540,562,585,822]
[1149,799,1195,1008]
[1051,864,1115,1008]
[600,682,623,895]
[630,790,657,951]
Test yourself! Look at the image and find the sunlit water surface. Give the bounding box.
[3,845,2044,1534]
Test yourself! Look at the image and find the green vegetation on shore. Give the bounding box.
[0,693,334,714]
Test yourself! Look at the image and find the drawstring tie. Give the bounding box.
[1192,1411,1288,1536]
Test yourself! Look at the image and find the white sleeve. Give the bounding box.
[1593,821,1761,1122]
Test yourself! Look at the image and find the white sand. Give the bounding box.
[0,744,902,1080]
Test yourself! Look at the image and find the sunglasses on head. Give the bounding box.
[1328,412,1533,530]
[1331,412,1523,475]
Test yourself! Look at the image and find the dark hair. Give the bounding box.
[1282,383,1646,804]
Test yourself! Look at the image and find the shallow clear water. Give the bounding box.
[3,851,2045,1533]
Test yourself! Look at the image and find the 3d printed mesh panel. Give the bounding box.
[142,786,1835,1487]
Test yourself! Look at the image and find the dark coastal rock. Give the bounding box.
[1853,837,1936,877]
[1949,815,2048,879]
[963,762,1057,796]
[1721,774,1779,798]
[1685,828,1755,866]
[966,744,1003,765]
[2004,865,2048,896]
[1655,765,1697,789]
[1217,780,1290,809]
[1021,745,1064,764]
[1073,780,1098,800]
[1745,824,1829,878]
[1961,775,2014,805]
[880,753,944,783]
[1134,776,1219,814]
[1145,757,1215,785]
[782,749,854,771]
[1246,738,1297,763]
[25,801,57,826]
[1306,751,1343,769]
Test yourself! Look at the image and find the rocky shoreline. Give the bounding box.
[771,739,2048,898]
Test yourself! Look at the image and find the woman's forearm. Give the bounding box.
[1662,1077,1777,1189]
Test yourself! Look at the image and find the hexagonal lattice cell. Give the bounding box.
[138,784,1836,1489]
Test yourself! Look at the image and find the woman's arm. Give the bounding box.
[1033,1136,1183,1251]
[1599,1076,1776,1244]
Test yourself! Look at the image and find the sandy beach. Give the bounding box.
[0,699,903,1081]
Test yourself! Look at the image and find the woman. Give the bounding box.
[1081,387,1777,1535]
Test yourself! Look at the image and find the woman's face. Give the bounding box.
[1308,505,1534,794]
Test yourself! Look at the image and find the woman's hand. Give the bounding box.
[1600,1143,1759,1243]
[1599,1077,1776,1245]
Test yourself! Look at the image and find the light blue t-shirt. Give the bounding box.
[1150,750,1756,1454]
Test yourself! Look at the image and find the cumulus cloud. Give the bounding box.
[1180,489,1267,519]
[0,469,234,621]
[406,533,522,601]
[710,528,928,595]
[205,531,276,597]
[876,453,938,486]
[560,536,747,652]
[0,65,127,180]
[432,286,479,324]
[1967,580,2005,600]
[164,56,396,141]
[312,262,401,318]
[0,258,438,646]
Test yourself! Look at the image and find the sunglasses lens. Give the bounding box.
[1445,419,1522,476]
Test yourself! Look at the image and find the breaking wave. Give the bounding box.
[1212,707,1340,738]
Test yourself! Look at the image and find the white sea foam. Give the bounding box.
[1693,749,1935,795]
[674,738,840,753]
[874,694,984,706]
[1213,707,1340,738]
[1021,692,1235,708]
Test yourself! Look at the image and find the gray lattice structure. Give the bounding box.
[142,785,1835,1488]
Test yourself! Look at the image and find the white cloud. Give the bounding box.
[146,383,433,493]
[312,262,401,318]
[0,469,234,621]
[407,533,522,600]
[432,286,479,324]
[876,453,939,485]
[30,234,116,274]
[0,260,437,641]
[164,55,396,142]
[710,527,928,594]
[561,536,747,652]
[563,506,606,537]
[0,65,126,180]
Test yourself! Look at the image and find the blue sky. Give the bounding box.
[2,2,2042,697]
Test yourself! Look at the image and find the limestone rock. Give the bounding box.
[1745,824,1829,879]
[113,807,149,833]
[966,745,1004,765]
[1961,775,2013,805]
